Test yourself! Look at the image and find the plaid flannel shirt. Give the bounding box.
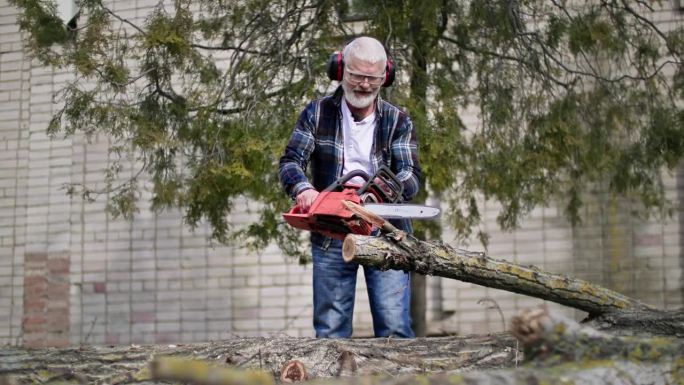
[279,87,422,243]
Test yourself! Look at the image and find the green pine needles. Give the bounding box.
[11,0,684,258]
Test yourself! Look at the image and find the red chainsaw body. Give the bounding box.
[282,186,372,240]
[283,167,404,240]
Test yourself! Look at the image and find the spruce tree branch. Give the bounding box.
[151,72,181,104]
[93,68,155,88]
[195,0,321,58]
[439,35,573,88]
[219,13,263,108]
[546,0,681,81]
[632,0,656,12]
[511,24,678,84]
[191,43,269,56]
[283,0,322,46]
[213,77,308,115]
[65,161,147,198]
[617,0,680,57]
[208,0,321,116]
[100,5,146,36]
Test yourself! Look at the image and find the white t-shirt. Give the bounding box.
[341,100,375,185]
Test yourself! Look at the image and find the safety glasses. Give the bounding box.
[344,69,385,86]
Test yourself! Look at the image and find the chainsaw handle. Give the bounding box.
[358,166,404,203]
[323,170,370,192]
[287,204,305,214]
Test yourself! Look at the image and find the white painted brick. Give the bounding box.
[0,51,22,63]
[259,319,286,330]
[181,321,207,332]
[131,323,155,333]
[261,265,286,275]
[1,3,682,347]
[259,297,287,308]
[259,307,285,319]
[131,270,155,280]
[232,320,256,331]
[180,269,206,280]
[207,321,230,332]
[157,322,181,332]
[106,259,130,271]
[132,258,155,270]
[157,311,181,322]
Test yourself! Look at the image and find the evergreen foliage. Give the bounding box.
[10,0,684,259]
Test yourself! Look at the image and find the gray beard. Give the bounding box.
[342,82,378,109]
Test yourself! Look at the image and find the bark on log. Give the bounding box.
[342,234,651,315]
[145,310,684,385]
[510,306,684,363]
[303,360,683,385]
[3,310,683,385]
[589,307,684,337]
[342,234,684,335]
[0,335,518,384]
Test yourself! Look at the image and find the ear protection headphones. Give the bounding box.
[326,38,396,88]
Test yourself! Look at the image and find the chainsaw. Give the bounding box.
[283,166,440,240]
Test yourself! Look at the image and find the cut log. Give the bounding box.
[342,233,684,335]
[2,309,682,385]
[142,310,684,385]
[148,357,684,385]
[588,307,684,337]
[302,360,683,385]
[0,335,518,384]
[510,306,684,363]
[280,360,307,382]
[342,234,651,315]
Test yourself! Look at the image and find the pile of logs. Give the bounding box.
[1,201,682,384]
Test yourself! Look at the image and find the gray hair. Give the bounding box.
[342,37,387,66]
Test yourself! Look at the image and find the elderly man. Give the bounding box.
[279,36,421,338]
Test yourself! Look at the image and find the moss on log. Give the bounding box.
[511,306,684,364]
[342,234,653,315]
[303,360,684,385]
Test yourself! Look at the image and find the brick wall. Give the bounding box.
[572,173,683,310]
[434,202,582,335]
[0,1,28,346]
[1,0,683,346]
[23,252,70,348]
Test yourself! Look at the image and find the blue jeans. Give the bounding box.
[312,239,414,338]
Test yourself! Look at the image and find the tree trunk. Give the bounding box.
[342,233,684,335]
[0,335,519,384]
[410,272,427,337]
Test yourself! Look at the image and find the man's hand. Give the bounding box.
[296,189,319,212]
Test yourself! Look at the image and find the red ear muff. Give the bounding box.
[383,58,395,88]
[326,52,344,81]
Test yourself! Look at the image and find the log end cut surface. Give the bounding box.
[342,236,355,262]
